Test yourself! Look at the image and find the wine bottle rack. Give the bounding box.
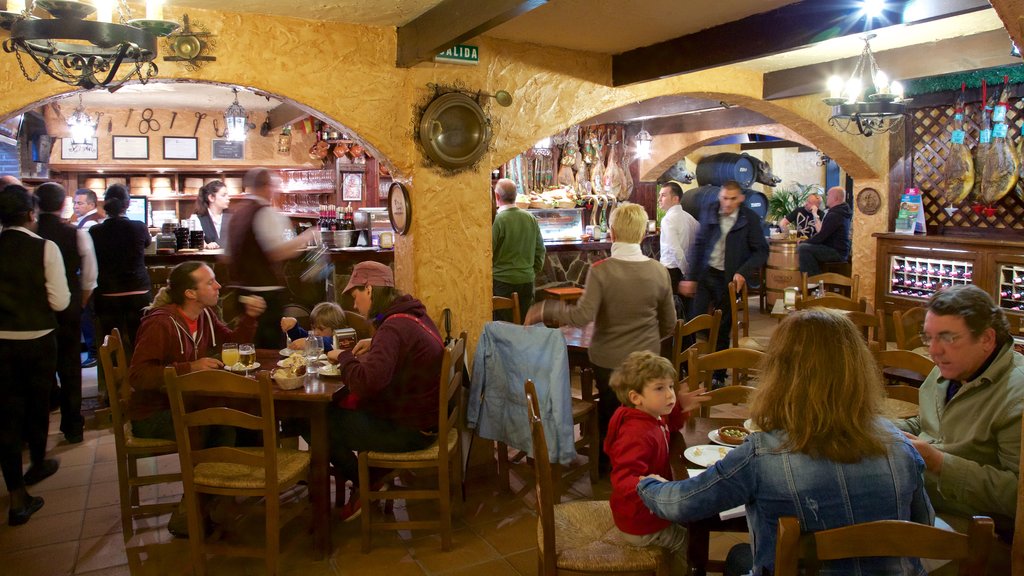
[998,264,1024,312]
[889,255,972,300]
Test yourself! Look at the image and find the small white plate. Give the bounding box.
[743,419,761,432]
[684,444,733,468]
[708,430,735,447]
[279,348,325,360]
[224,362,260,372]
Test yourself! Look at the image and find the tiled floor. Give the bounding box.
[0,303,776,575]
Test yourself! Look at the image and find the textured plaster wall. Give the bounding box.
[0,5,896,347]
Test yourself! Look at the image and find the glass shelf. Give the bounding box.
[888,255,972,300]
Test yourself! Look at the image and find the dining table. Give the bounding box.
[255,348,346,559]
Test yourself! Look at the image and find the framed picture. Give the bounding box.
[211,139,244,160]
[341,172,363,201]
[163,136,198,160]
[61,137,98,160]
[112,135,148,160]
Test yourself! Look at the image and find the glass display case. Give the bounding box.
[888,254,972,300]
[998,264,1024,312]
[355,207,394,246]
[529,208,583,242]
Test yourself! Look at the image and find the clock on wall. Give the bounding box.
[388,182,412,236]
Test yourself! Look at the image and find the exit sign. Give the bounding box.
[435,44,479,65]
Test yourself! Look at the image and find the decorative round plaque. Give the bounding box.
[856,187,881,216]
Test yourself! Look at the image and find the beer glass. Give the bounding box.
[222,343,239,366]
[239,343,256,367]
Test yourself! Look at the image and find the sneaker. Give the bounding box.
[8,496,44,526]
[81,357,97,369]
[23,459,59,486]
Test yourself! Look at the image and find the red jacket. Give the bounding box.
[333,295,443,431]
[604,403,688,535]
[128,304,257,420]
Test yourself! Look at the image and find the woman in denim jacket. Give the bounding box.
[638,309,934,575]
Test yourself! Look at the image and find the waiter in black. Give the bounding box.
[0,184,70,525]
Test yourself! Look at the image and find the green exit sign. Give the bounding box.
[435,44,479,65]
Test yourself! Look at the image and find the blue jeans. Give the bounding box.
[798,243,843,276]
[323,407,435,482]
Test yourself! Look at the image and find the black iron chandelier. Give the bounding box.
[0,0,179,91]
[823,34,907,137]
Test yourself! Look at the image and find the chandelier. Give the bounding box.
[224,88,249,142]
[823,34,907,137]
[634,124,652,160]
[66,94,96,144]
[1,0,179,91]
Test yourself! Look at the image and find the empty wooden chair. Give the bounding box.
[728,281,769,353]
[893,306,927,351]
[492,292,522,324]
[801,272,860,301]
[671,310,721,378]
[165,368,310,576]
[101,328,181,542]
[795,294,868,313]
[876,348,935,390]
[526,379,671,576]
[774,515,994,576]
[846,309,886,347]
[687,347,765,391]
[343,309,374,340]
[358,332,467,552]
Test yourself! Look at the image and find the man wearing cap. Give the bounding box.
[0,184,70,525]
[323,261,445,520]
[224,168,317,348]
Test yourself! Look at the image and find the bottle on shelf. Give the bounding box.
[343,203,355,230]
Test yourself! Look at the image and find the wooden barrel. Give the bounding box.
[766,239,802,305]
[680,184,718,220]
[695,153,756,188]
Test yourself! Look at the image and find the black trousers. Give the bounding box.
[54,305,84,436]
[593,364,618,471]
[493,279,535,323]
[0,334,56,493]
[239,288,285,350]
[690,268,730,380]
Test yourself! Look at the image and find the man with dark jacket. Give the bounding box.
[798,186,852,275]
[681,181,768,387]
[34,183,97,444]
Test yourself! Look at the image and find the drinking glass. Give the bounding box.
[221,343,239,367]
[239,343,256,368]
[304,336,323,375]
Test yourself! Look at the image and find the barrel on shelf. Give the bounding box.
[766,239,802,306]
[695,152,756,188]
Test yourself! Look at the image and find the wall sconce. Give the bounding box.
[224,88,249,142]
[635,124,653,160]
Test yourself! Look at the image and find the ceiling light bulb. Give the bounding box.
[827,76,845,99]
[145,0,163,20]
[890,80,904,100]
[862,0,885,19]
[634,128,653,160]
[845,78,862,104]
[94,0,113,23]
[874,71,889,94]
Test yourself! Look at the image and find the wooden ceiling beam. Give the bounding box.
[396,0,548,68]
[611,0,990,87]
[266,101,310,132]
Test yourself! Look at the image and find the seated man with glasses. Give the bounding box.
[897,285,1024,537]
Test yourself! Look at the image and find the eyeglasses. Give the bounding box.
[919,331,968,346]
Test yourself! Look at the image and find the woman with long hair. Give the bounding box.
[89,184,152,357]
[189,180,230,249]
[638,308,933,575]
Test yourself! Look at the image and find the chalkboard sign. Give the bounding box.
[211,139,245,160]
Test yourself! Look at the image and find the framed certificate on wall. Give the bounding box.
[163,136,198,160]
[62,137,98,160]
[112,136,148,160]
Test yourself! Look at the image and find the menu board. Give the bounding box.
[894,189,926,235]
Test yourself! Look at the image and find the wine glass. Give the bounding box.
[304,336,323,375]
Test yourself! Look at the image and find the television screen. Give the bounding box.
[126,195,148,226]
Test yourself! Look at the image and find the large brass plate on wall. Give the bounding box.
[418,92,490,170]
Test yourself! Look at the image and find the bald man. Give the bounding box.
[492,178,544,322]
[797,186,852,275]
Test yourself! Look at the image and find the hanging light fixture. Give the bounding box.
[0,0,178,91]
[634,123,653,160]
[224,88,249,142]
[66,94,96,144]
[823,34,907,137]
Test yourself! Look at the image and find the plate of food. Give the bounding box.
[277,353,306,369]
[712,426,750,446]
[684,444,733,468]
[317,362,342,377]
[224,362,259,373]
[279,348,326,360]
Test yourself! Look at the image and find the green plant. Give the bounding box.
[766,182,823,223]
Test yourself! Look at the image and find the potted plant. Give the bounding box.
[767,182,823,224]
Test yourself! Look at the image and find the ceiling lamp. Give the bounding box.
[0,0,179,91]
[635,124,653,160]
[823,34,906,137]
[224,88,249,142]
[66,94,96,144]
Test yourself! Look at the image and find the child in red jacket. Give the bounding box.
[605,351,707,574]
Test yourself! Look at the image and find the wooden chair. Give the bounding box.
[492,292,522,324]
[801,272,860,301]
[358,332,467,552]
[1014,412,1024,576]
[164,367,310,576]
[845,309,886,347]
[875,349,935,397]
[670,310,721,378]
[728,281,768,353]
[343,309,374,340]
[526,379,671,576]
[696,385,756,418]
[100,328,181,542]
[795,294,868,313]
[893,306,927,351]
[687,347,765,391]
[774,515,994,576]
